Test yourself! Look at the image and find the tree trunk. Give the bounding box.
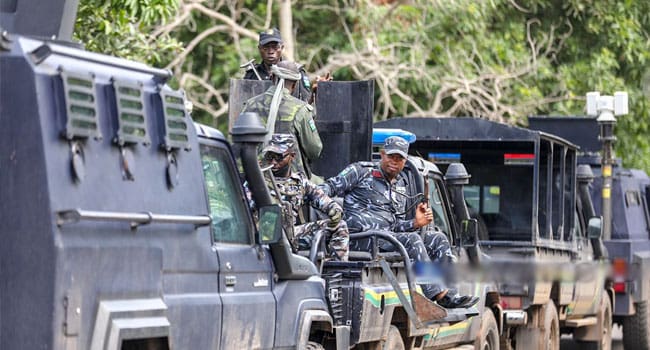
[279,0,294,61]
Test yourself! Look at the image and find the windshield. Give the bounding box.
[462,164,533,241]
[200,143,253,244]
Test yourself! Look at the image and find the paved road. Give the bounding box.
[561,324,623,350]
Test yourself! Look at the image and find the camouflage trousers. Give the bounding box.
[295,219,350,261]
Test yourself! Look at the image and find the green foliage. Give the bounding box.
[297,0,650,171]
[72,0,650,172]
[74,0,182,66]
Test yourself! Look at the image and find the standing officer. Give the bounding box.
[259,134,348,261]
[240,60,322,178]
[319,136,478,308]
[243,28,312,102]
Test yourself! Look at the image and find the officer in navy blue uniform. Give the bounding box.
[320,136,479,308]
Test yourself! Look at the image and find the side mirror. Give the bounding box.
[587,216,603,240]
[258,205,282,244]
[461,218,479,246]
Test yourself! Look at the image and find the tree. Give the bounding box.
[74,0,182,66]
[74,0,650,172]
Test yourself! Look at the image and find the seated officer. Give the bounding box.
[319,136,478,308]
[257,134,349,261]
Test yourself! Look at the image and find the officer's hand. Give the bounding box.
[414,202,433,228]
[311,72,332,93]
[327,203,342,228]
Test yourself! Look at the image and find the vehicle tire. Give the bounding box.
[500,335,513,350]
[474,309,500,350]
[623,300,650,350]
[541,301,560,350]
[382,325,405,350]
[576,291,612,350]
[306,341,326,350]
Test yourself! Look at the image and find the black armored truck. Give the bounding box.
[529,114,650,350]
[0,2,337,348]
[376,117,613,350]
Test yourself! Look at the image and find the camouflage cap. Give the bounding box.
[263,134,296,155]
[383,136,409,158]
[259,28,283,46]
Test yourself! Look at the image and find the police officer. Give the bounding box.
[243,28,312,102]
[319,136,478,308]
[241,60,322,178]
[259,134,349,261]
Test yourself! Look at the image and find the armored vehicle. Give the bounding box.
[1,1,342,348]
[529,115,650,350]
[375,117,613,350]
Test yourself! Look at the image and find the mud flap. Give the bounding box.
[378,259,447,328]
[412,291,449,324]
[514,327,542,350]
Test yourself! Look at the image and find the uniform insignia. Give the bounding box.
[395,186,406,194]
[372,170,382,178]
[308,119,316,131]
[302,75,311,89]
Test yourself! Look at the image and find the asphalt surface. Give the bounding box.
[560,324,623,350]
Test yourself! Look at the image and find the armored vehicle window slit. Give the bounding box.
[200,144,252,244]
[429,178,451,236]
[112,81,149,146]
[58,71,101,140]
[538,142,552,239]
[551,143,565,240]
[564,148,576,241]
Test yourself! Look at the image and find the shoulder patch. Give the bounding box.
[302,74,311,90]
[339,166,353,177]
[308,119,317,131]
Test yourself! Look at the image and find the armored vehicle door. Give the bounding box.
[197,128,276,348]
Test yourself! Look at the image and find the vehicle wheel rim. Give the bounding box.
[548,319,559,350]
[602,303,611,350]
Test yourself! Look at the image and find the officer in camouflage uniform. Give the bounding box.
[258,134,348,261]
[241,60,322,178]
[243,28,312,102]
[320,136,478,308]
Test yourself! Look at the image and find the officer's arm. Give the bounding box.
[294,106,322,159]
[319,163,362,198]
[243,69,255,80]
[304,180,334,213]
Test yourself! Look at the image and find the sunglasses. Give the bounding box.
[264,152,289,162]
